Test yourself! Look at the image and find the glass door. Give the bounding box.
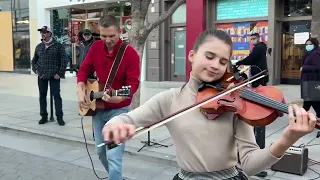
[170,27,186,81]
[281,21,311,84]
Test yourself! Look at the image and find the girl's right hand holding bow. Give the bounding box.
[102,122,136,145]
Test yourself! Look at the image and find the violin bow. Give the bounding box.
[227,65,250,82]
[98,70,268,149]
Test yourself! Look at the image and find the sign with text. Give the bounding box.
[217,0,268,20]
[294,32,310,44]
[217,21,268,61]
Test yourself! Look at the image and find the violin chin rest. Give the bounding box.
[203,113,219,120]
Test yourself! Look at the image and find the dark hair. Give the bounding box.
[192,29,233,53]
[250,33,260,38]
[99,15,120,30]
[306,38,319,48]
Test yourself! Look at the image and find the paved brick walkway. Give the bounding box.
[0,146,106,180]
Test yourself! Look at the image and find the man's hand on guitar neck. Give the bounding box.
[102,91,128,103]
[77,82,90,110]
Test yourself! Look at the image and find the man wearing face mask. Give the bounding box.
[235,32,269,178]
[31,26,68,126]
[236,33,268,88]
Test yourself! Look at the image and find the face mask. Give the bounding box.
[251,40,258,45]
[306,45,314,51]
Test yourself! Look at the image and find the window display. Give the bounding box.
[12,0,30,72]
[50,1,132,68]
[284,0,312,17]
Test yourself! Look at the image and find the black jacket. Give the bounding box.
[31,40,68,80]
[236,42,268,86]
[78,38,95,65]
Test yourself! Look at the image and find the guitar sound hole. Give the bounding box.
[89,91,94,102]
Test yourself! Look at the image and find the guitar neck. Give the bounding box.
[92,90,119,99]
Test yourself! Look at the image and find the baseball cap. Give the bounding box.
[37,26,52,33]
[82,29,92,36]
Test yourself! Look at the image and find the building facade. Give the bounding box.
[25,0,315,85]
[185,0,313,85]
[28,0,149,80]
[148,0,313,85]
[0,0,30,73]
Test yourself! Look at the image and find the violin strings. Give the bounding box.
[244,90,289,111]
[221,85,288,113]
[215,78,289,112]
[240,90,288,113]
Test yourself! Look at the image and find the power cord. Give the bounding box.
[81,116,107,180]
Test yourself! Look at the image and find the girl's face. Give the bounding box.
[188,37,231,82]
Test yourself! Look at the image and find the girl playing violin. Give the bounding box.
[101,29,317,180]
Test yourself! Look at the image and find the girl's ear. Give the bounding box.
[188,50,195,63]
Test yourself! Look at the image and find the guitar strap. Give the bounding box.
[103,42,128,91]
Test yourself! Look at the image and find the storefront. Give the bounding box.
[185,0,313,85]
[29,0,135,74]
[0,0,30,73]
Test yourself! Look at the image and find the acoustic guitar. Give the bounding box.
[79,79,131,116]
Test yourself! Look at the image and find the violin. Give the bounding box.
[196,66,320,129]
[101,66,320,149]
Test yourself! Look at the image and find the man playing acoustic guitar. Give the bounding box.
[77,15,140,180]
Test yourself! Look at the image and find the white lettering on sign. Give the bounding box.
[151,41,157,49]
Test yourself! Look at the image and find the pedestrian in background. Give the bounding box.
[301,38,320,117]
[78,29,95,65]
[31,26,68,126]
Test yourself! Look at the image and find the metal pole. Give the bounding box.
[49,89,54,122]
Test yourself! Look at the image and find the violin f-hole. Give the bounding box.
[217,98,236,104]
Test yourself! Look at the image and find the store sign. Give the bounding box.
[217,0,268,20]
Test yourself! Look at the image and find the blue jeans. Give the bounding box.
[93,107,128,180]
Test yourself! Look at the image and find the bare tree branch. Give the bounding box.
[145,0,186,34]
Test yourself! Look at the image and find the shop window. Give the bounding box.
[51,9,74,68]
[106,2,122,16]
[281,21,311,82]
[171,3,186,24]
[12,0,30,72]
[12,9,29,32]
[13,31,30,71]
[52,9,70,43]
[284,0,312,17]
[0,0,11,11]
[12,0,29,10]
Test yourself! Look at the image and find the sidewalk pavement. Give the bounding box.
[0,72,320,180]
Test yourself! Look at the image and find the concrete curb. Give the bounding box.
[0,123,179,168]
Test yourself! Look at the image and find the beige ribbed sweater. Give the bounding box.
[108,74,281,176]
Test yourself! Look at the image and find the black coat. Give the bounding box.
[236,42,268,86]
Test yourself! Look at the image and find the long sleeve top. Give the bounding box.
[108,73,281,176]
